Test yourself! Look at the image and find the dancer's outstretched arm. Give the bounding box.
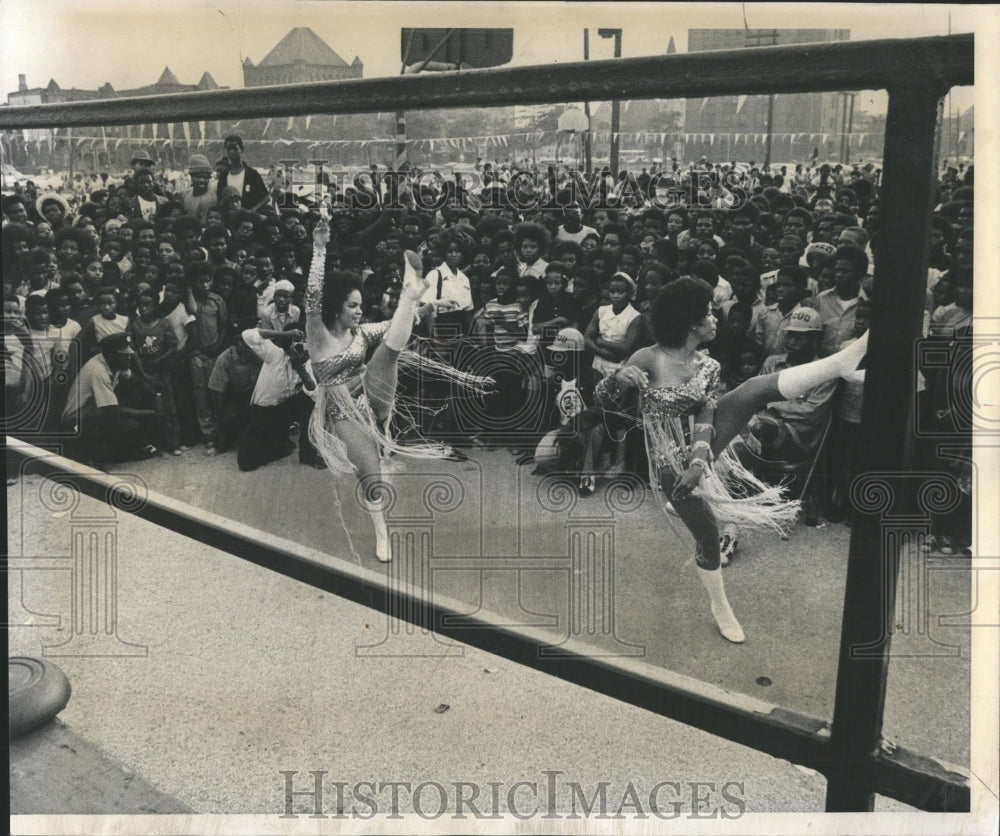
[304,217,330,359]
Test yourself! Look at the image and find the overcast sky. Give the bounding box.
[0,2,980,115]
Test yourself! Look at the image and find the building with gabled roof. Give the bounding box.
[243,27,362,87]
[6,68,226,106]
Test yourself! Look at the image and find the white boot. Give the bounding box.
[696,566,746,643]
[384,251,429,352]
[361,499,391,562]
[776,330,868,399]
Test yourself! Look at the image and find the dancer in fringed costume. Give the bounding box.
[596,277,867,643]
[304,216,491,562]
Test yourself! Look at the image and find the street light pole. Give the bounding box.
[598,28,622,177]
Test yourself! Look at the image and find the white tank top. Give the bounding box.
[593,303,640,374]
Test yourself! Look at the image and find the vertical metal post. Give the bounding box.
[610,31,622,177]
[764,94,775,167]
[583,29,592,177]
[825,85,941,812]
[845,93,855,163]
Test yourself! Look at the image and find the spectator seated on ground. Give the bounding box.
[60,332,160,464]
[731,307,838,469]
[531,328,605,496]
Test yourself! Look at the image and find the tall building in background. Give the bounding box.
[243,27,362,87]
[684,29,867,164]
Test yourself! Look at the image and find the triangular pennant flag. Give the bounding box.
[215,121,223,138]
[101,126,108,150]
[287,116,295,131]
[822,134,828,143]
[700,97,709,113]
[262,118,272,136]
[166,123,174,140]
[708,134,715,145]
[737,95,748,114]
[182,122,191,146]
[198,121,205,147]
[305,115,312,130]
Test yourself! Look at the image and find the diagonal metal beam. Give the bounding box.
[5,438,971,811]
[0,35,972,130]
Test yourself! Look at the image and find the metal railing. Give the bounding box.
[2,34,975,813]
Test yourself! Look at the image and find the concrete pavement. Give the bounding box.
[7,443,971,821]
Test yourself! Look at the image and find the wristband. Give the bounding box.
[689,458,707,470]
[691,440,711,454]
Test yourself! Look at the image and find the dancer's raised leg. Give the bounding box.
[365,251,429,422]
[712,332,868,455]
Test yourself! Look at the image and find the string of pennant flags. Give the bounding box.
[1,126,890,154]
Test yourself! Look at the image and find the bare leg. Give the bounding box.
[332,418,392,561]
[712,374,784,455]
[364,251,428,422]
[712,332,868,456]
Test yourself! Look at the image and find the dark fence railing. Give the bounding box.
[2,33,975,814]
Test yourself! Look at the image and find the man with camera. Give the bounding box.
[237,324,321,471]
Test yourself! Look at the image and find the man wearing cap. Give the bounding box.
[736,306,838,466]
[35,193,71,231]
[533,327,604,496]
[61,332,159,463]
[126,149,168,198]
[179,154,217,225]
[258,279,300,332]
[751,265,814,359]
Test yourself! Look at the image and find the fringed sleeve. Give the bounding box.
[304,242,325,316]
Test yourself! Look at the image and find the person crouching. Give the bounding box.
[237,324,321,471]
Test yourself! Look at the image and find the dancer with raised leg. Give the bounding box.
[597,278,867,642]
[305,216,489,562]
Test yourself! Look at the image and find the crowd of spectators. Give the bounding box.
[3,140,974,553]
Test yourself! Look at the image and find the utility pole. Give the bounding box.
[745,29,779,167]
[583,29,592,177]
[764,94,775,167]
[598,28,622,177]
[845,92,855,164]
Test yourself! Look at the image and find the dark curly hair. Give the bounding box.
[321,269,365,329]
[651,276,714,347]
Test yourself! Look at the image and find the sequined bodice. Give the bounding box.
[311,322,390,386]
[640,357,720,422]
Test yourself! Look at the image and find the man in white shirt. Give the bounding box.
[237,327,319,470]
[554,204,597,244]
